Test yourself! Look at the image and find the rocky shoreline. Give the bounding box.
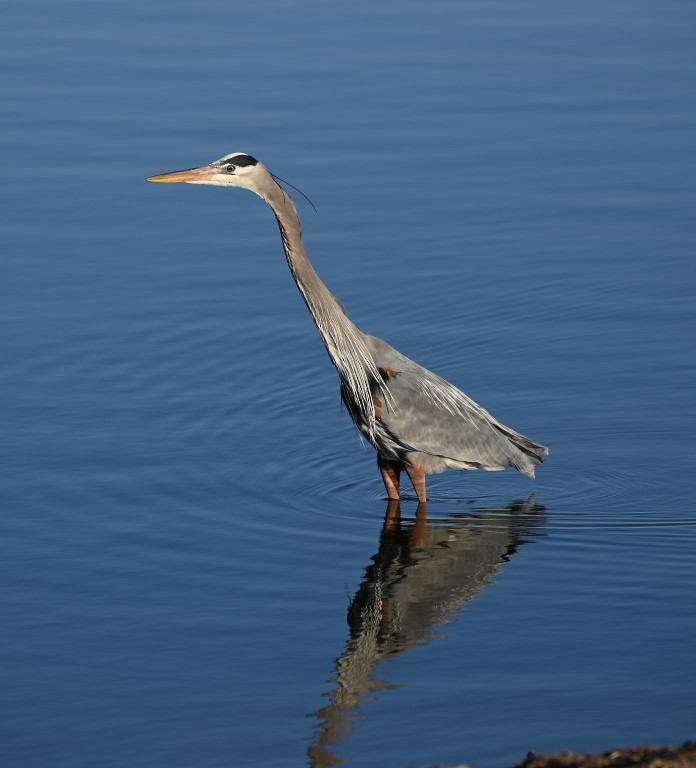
[428,742,696,768]
[516,742,696,768]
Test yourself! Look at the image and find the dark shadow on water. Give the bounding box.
[308,495,547,768]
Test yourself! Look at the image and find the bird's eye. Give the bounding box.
[226,164,236,172]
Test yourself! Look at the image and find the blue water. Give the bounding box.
[2,2,695,767]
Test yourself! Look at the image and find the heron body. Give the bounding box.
[147,152,548,501]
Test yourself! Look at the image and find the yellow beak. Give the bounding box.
[145,165,219,183]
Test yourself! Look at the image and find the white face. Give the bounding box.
[199,152,267,187]
[146,151,272,192]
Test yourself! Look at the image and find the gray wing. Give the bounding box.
[363,333,548,476]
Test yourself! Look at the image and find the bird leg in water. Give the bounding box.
[405,463,427,503]
[377,457,401,500]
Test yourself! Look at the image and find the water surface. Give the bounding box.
[1,1,695,767]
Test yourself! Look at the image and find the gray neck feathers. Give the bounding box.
[261,183,382,440]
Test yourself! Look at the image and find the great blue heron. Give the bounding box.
[146,152,548,501]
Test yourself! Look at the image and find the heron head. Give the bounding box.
[146,152,274,193]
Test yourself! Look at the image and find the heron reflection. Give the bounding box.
[308,497,546,768]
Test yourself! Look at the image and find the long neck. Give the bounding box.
[260,183,382,438]
[265,185,346,340]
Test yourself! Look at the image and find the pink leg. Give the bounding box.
[377,457,402,500]
[405,463,427,503]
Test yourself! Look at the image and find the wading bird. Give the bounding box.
[147,152,548,501]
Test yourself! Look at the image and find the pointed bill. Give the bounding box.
[145,165,219,183]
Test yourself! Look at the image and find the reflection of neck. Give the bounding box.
[309,509,423,768]
[260,184,381,438]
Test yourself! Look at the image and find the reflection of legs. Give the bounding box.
[405,463,427,503]
[383,499,401,535]
[377,456,401,500]
[411,501,428,546]
[385,499,401,521]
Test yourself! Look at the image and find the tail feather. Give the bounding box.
[491,423,549,478]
